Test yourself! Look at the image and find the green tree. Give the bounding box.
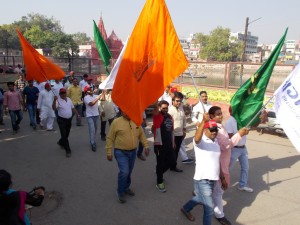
[72,32,92,45]
[200,26,242,61]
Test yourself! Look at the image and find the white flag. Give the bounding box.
[274,64,300,153]
[99,38,128,90]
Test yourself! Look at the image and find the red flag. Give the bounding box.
[16,28,65,82]
[112,0,188,125]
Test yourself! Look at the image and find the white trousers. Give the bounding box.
[179,140,189,161]
[40,117,54,130]
[213,181,225,218]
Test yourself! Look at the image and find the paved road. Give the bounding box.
[1,113,300,225]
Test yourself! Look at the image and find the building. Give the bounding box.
[231,31,259,61]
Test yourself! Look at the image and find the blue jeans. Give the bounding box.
[230,146,249,188]
[8,110,23,131]
[86,116,98,146]
[114,149,136,196]
[27,104,37,127]
[183,179,216,225]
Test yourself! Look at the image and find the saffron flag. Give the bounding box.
[93,20,112,75]
[112,0,189,125]
[274,64,300,153]
[230,28,287,129]
[99,38,128,90]
[16,28,65,82]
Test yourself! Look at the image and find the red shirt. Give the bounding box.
[3,90,22,110]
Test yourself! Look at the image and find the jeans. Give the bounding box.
[230,146,249,188]
[86,116,99,146]
[114,148,136,196]
[8,110,23,131]
[183,179,216,225]
[57,116,72,153]
[27,104,37,127]
[74,104,82,125]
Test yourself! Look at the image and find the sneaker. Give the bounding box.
[237,186,253,193]
[137,155,146,161]
[180,207,195,221]
[116,192,126,203]
[216,216,232,225]
[125,188,135,196]
[182,159,194,164]
[156,183,166,193]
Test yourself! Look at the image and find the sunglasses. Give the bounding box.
[208,127,219,133]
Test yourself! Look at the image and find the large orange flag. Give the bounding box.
[112,0,189,125]
[16,29,65,82]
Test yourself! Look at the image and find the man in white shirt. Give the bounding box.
[37,83,55,131]
[192,91,212,126]
[181,115,227,225]
[84,85,101,152]
[225,107,253,193]
[99,89,116,141]
[168,91,186,172]
[52,88,79,158]
[158,85,172,106]
[52,80,63,97]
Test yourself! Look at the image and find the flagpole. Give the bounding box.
[245,95,274,128]
[188,68,206,112]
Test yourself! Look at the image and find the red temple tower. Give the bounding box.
[92,16,123,60]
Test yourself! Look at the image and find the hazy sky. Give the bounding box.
[1,0,299,44]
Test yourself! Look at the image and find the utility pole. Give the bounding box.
[240,17,249,86]
[239,17,262,86]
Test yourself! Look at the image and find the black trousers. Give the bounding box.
[100,117,114,137]
[57,116,72,153]
[154,145,176,184]
[171,135,184,169]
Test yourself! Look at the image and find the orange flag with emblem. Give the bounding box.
[112,0,189,125]
[16,28,65,82]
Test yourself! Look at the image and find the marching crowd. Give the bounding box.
[1,73,257,225]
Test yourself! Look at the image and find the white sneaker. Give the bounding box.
[238,186,253,193]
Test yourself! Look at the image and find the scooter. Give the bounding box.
[257,110,286,136]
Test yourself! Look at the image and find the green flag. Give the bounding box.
[230,28,288,129]
[93,20,112,74]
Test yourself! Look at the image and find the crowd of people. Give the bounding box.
[1,73,259,225]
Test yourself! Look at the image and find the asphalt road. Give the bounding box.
[1,112,300,225]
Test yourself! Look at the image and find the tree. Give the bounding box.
[199,26,242,62]
[72,32,92,45]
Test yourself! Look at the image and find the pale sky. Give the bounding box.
[1,0,299,44]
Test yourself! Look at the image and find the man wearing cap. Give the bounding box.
[67,78,83,126]
[3,82,24,134]
[208,106,248,225]
[158,85,172,106]
[83,85,102,151]
[106,111,149,203]
[37,83,55,131]
[181,113,227,225]
[52,88,79,158]
[23,80,40,130]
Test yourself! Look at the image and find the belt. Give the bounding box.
[115,148,136,152]
[234,145,245,148]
